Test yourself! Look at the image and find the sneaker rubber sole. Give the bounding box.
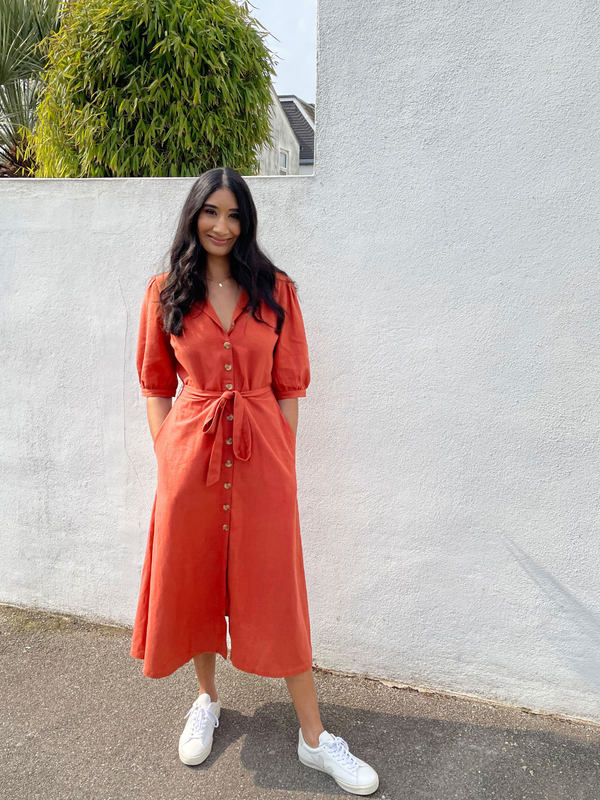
[178,702,221,766]
[179,740,214,766]
[298,751,380,795]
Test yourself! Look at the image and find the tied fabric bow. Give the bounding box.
[201,390,253,487]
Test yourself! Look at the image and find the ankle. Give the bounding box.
[302,726,325,748]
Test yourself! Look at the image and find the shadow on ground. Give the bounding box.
[1,604,599,800]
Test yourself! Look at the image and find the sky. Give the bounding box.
[239,0,317,105]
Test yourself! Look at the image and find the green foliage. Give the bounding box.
[0,0,62,176]
[33,0,278,177]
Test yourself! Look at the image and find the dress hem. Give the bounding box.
[130,645,229,679]
[131,647,312,680]
[229,657,314,679]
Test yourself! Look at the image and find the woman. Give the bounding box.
[132,167,379,796]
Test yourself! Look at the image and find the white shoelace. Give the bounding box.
[184,702,219,740]
[323,736,361,772]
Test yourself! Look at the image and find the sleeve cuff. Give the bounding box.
[141,388,178,398]
[273,389,307,400]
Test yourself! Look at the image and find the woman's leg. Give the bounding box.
[285,667,325,747]
[192,652,218,702]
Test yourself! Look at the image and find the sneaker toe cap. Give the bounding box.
[355,763,379,787]
[179,738,209,759]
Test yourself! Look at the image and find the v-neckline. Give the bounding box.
[205,288,247,335]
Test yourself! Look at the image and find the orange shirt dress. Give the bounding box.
[131,271,313,679]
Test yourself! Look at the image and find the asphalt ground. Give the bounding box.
[1,603,600,800]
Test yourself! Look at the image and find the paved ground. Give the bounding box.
[1,604,600,800]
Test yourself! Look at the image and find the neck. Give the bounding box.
[205,253,232,283]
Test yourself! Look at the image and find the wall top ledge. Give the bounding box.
[0,174,316,184]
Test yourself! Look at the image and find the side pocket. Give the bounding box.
[276,402,297,443]
[153,410,171,453]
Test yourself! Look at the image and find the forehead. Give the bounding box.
[203,187,238,208]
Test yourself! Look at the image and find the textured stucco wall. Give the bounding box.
[2,0,600,724]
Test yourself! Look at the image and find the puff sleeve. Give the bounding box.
[271,277,311,400]
[136,276,179,398]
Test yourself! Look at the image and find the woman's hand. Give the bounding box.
[277,398,298,436]
[146,396,173,442]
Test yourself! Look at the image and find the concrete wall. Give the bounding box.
[2,0,600,724]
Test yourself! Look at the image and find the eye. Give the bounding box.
[203,208,239,219]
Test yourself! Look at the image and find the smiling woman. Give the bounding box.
[132,165,378,795]
[196,188,243,329]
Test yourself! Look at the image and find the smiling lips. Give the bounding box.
[208,235,230,244]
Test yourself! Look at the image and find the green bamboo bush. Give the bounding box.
[33,0,277,177]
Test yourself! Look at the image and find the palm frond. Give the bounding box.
[0,0,62,175]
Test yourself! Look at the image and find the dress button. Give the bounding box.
[223,524,229,531]
[223,342,231,349]
[231,321,235,328]
[225,460,232,467]
[223,504,230,511]
[224,482,231,489]
[226,437,233,445]
[224,363,232,370]
[225,383,233,390]
[227,414,234,421]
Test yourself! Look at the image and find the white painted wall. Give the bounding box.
[257,87,300,175]
[2,0,600,724]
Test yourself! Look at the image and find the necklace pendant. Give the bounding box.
[218,282,223,288]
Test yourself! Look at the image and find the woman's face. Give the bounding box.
[197,188,241,256]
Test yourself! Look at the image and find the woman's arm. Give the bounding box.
[146,396,173,442]
[277,397,298,436]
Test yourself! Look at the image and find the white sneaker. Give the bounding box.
[178,692,221,765]
[298,728,379,795]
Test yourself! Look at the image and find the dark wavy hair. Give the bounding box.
[153,167,294,336]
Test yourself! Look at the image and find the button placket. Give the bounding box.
[221,337,234,545]
[223,396,233,536]
[224,337,233,389]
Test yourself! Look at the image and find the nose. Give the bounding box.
[212,217,230,235]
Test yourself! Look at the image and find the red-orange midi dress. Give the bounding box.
[131,271,313,679]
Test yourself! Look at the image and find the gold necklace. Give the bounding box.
[207,276,233,288]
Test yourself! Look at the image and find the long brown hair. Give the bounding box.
[154,167,295,336]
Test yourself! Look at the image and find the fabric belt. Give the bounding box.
[180,384,274,487]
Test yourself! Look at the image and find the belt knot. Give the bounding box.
[181,384,273,486]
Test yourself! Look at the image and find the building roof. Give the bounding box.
[277,95,315,164]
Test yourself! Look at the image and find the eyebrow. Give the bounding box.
[203,203,239,211]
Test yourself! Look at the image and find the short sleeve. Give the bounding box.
[136,276,179,398]
[271,277,311,400]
